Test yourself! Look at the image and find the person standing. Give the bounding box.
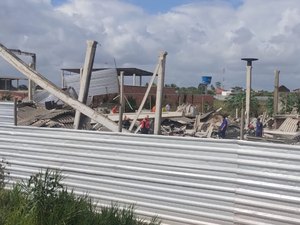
[165,103,171,112]
[122,116,131,130]
[218,116,228,139]
[256,118,263,137]
[140,115,150,134]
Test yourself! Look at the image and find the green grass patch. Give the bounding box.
[0,169,160,225]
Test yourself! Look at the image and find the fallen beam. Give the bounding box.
[0,42,122,132]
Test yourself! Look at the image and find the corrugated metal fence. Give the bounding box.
[0,101,15,125]
[0,125,299,225]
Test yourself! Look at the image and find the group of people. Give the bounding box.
[218,116,263,139]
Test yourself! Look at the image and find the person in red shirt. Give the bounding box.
[111,105,118,114]
[140,115,150,134]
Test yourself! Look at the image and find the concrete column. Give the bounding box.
[118,71,125,132]
[240,105,244,140]
[273,70,280,115]
[14,98,17,126]
[245,65,252,126]
[28,54,36,101]
[154,51,168,135]
[73,40,98,129]
[241,58,258,127]
[133,74,136,86]
[61,70,65,88]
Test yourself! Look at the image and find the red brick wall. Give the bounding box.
[0,91,27,101]
[92,85,214,111]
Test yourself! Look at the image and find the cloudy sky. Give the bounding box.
[1,0,300,91]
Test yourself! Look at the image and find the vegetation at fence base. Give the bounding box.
[0,169,160,225]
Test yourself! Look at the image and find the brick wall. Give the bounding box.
[0,91,27,101]
[93,85,214,112]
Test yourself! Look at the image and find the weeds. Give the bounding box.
[0,162,4,190]
[0,169,161,225]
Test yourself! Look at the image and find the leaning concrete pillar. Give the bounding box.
[28,55,36,101]
[73,40,97,129]
[154,51,168,135]
[118,71,125,132]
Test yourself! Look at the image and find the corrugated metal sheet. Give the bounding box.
[64,68,119,96]
[0,125,300,225]
[277,117,299,133]
[0,101,15,125]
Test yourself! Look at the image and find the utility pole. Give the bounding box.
[241,58,258,127]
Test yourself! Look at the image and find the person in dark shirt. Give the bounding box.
[218,117,228,139]
[256,118,263,137]
[122,116,131,130]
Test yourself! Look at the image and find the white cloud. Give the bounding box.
[0,0,300,91]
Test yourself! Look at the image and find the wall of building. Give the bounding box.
[92,85,214,112]
[0,90,27,101]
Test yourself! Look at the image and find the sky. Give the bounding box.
[1,0,300,91]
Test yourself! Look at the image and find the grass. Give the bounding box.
[0,168,161,225]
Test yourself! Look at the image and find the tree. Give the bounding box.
[266,97,274,116]
[215,81,222,89]
[165,83,177,88]
[198,84,206,94]
[231,86,243,93]
[225,92,259,117]
[280,92,300,114]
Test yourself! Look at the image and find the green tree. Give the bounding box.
[225,93,259,117]
[266,97,274,116]
[231,86,243,93]
[280,92,300,113]
[198,84,206,94]
[215,81,222,89]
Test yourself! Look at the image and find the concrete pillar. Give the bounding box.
[61,70,65,88]
[118,71,125,132]
[240,105,244,140]
[14,98,17,126]
[273,70,280,115]
[245,65,252,126]
[28,54,36,101]
[241,58,258,127]
[73,40,98,129]
[154,51,168,135]
[133,74,136,86]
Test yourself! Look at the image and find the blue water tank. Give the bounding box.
[201,76,212,85]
